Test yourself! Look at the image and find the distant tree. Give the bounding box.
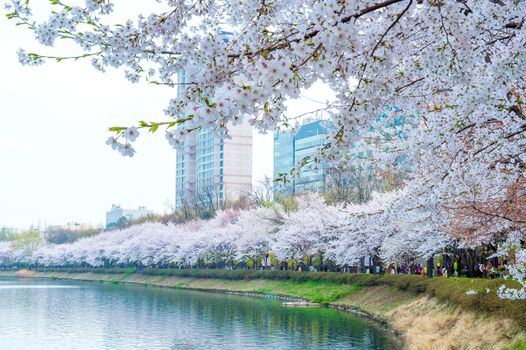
[116,216,130,230]
[131,214,162,226]
[324,167,357,205]
[325,164,376,204]
[325,163,406,205]
[170,197,196,224]
[0,228,17,241]
[13,231,42,259]
[226,195,251,211]
[274,195,299,213]
[247,176,274,208]
[45,228,99,245]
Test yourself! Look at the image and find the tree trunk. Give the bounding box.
[426,256,434,278]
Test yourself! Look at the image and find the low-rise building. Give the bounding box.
[46,222,95,232]
[106,205,151,230]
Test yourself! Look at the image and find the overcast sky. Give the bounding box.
[0,2,332,229]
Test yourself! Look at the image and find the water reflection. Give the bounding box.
[0,277,399,350]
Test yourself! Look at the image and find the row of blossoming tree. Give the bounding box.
[3,0,525,299]
[0,191,524,299]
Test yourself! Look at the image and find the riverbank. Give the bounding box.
[2,269,525,350]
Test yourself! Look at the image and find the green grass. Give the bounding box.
[507,338,526,350]
[123,267,136,276]
[237,279,363,303]
[268,279,362,304]
[168,277,362,304]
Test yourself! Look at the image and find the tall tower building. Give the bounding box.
[273,118,331,195]
[175,70,252,209]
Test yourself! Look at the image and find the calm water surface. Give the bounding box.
[0,277,399,349]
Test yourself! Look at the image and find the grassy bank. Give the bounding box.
[25,267,526,328]
[2,268,526,349]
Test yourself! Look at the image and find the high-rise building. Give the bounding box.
[175,122,252,209]
[175,70,252,209]
[274,107,409,197]
[273,118,331,195]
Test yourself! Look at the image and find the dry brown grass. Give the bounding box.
[336,285,418,314]
[15,269,34,276]
[388,297,523,350]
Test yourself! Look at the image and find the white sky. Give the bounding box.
[0,2,332,229]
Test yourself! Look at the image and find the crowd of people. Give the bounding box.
[387,259,509,279]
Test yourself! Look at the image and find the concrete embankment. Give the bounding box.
[1,270,525,350]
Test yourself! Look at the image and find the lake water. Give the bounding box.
[0,277,400,349]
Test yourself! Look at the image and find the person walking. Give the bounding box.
[463,265,469,277]
[479,263,485,278]
[486,261,494,278]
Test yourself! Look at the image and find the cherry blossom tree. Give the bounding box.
[0,241,14,266]
[233,207,274,268]
[4,0,526,297]
[0,191,519,298]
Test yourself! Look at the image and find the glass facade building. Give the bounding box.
[273,119,331,195]
[273,107,410,197]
